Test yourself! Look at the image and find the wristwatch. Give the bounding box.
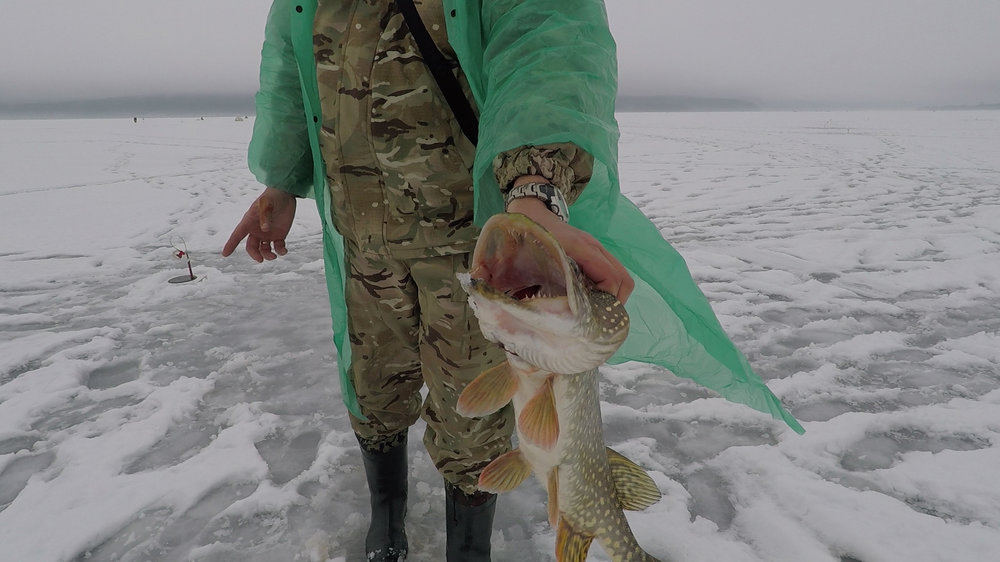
[504,182,570,223]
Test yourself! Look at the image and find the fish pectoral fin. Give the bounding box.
[478,448,532,493]
[518,376,559,450]
[457,361,518,418]
[547,467,560,527]
[607,447,662,511]
[556,518,594,562]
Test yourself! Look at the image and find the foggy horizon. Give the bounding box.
[2,90,998,121]
[2,0,999,115]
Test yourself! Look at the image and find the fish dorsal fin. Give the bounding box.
[547,466,560,527]
[478,448,532,493]
[457,361,518,418]
[606,447,662,511]
[518,376,559,450]
[555,518,594,562]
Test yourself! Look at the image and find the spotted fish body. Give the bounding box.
[457,214,662,562]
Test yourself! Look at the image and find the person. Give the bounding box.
[225,2,806,561]
[222,1,632,560]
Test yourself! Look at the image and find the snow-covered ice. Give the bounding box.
[1,111,998,561]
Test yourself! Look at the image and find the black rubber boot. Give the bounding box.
[445,481,497,562]
[360,436,408,562]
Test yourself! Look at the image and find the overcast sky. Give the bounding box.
[2,0,999,108]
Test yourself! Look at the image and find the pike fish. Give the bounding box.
[456,213,663,562]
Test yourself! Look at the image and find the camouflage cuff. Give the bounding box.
[493,143,594,205]
[356,429,408,455]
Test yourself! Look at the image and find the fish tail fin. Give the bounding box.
[556,519,594,562]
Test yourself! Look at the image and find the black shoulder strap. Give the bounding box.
[396,0,479,145]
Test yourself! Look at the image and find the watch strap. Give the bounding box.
[504,182,570,222]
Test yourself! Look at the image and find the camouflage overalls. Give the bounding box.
[312,0,592,493]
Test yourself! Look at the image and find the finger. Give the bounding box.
[259,239,277,261]
[601,249,634,303]
[583,260,618,296]
[583,250,633,303]
[598,278,632,304]
[222,221,250,257]
[273,239,288,256]
[258,196,274,233]
[245,235,264,263]
[551,223,634,302]
[615,274,635,303]
[594,278,622,301]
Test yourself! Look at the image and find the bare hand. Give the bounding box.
[506,197,634,303]
[222,187,297,262]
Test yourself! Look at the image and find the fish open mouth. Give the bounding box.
[461,214,625,372]
[467,214,574,313]
[508,284,544,300]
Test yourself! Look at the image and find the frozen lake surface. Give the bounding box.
[1,111,999,561]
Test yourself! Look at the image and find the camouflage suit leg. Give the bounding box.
[345,241,514,494]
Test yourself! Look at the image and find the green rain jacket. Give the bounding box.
[248,0,804,433]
